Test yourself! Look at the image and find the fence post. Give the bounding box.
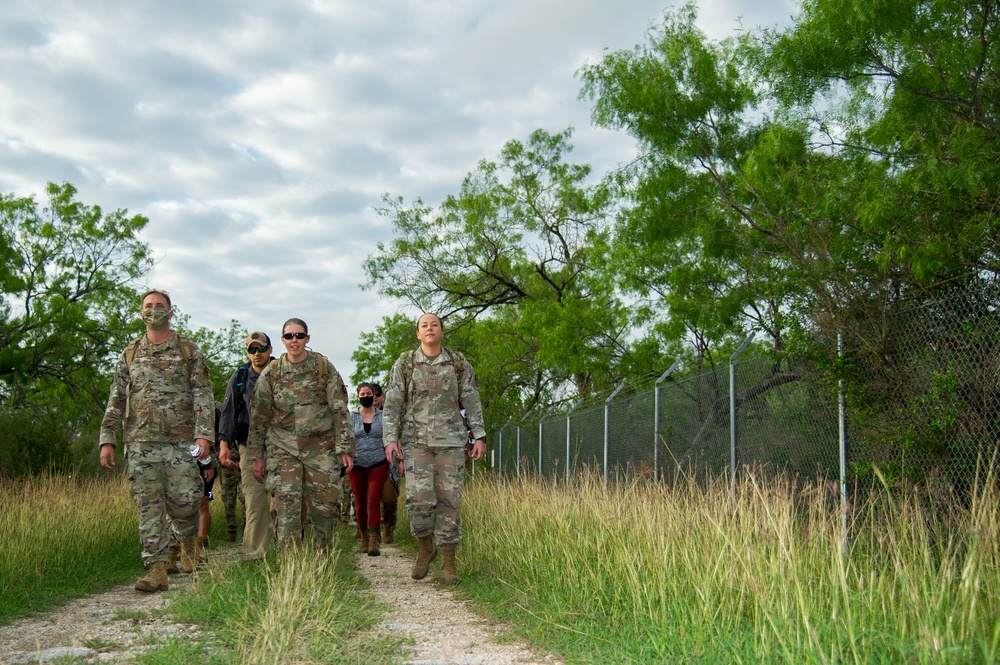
[838,331,849,558]
[566,399,583,485]
[499,418,514,476]
[516,412,531,482]
[497,418,511,478]
[604,381,626,485]
[730,332,755,503]
[538,406,555,479]
[654,361,680,483]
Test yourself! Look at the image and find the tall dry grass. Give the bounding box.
[460,470,1000,663]
[0,474,139,620]
[166,533,403,665]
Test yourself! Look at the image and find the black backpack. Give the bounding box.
[232,363,250,443]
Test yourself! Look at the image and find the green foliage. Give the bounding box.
[765,0,1000,283]
[349,312,417,387]
[579,4,899,369]
[0,475,139,622]
[362,129,640,425]
[173,314,248,402]
[572,1,1000,474]
[0,409,72,477]
[0,182,151,477]
[462,473,1000,663]
[166,540,405,664]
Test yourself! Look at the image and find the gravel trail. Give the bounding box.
[0,539,562,665]
[357,537,562,665]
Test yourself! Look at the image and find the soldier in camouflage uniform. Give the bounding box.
[246,318,355,552]
[339,467,355,526]
[383,313,486,584]
[219,431,242,541]
[100,289,215,593]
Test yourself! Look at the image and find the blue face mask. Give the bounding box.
[359,396,374,408]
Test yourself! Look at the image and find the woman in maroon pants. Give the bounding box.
[349,382,389,555]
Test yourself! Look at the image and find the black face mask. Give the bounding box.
[359,396,374,408]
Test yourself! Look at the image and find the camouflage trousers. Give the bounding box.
[126,441,202,565]
[338,471,354,523]
[381,475,398,528]
[402,443,465,547]
[264,445,340,551]
[221,444,243,534]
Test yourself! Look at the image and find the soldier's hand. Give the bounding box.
[219,440,238,468]
[194,437,211,462]
[341,453,354,473]
[471,438,486,461]
[385,442,402,466]
[99,443,115,469]
[253,458,266,482]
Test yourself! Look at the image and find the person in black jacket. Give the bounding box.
[218,331,274,560]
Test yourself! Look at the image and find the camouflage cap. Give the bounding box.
[245,331,271,349]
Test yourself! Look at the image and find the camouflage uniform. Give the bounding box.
[339,472,355,524]
[382,348,486,547]
[245,351,354,551]
[381,463,399,532]
[220,443,243,538]
[100,334,215,566]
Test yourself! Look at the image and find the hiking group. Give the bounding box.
[99,291,487,592]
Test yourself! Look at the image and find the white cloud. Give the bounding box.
[0,0,796,385]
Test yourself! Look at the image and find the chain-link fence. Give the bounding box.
[491,279,1000,492]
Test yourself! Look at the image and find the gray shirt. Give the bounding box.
[351,409,387,469]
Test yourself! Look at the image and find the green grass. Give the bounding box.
[0,474,141,622]
[156,531,406,665]
[457,471,1000,664]
[0,471,241,624]
[8,469,1000,664]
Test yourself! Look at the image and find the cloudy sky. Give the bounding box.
[0,0,796,387]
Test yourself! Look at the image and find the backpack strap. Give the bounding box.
[123,338,141,368]
[402,347,465,406]
[124,334,195,375]
[176,334,195,375]
[267,352,330,401]
[311,351,331,387]
[449,348,466,394]
[233,363,250,419]
[235,363,249,390]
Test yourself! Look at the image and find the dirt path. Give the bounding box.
[0,539,561,665]
[0,547,232,665]
[359,537,562,665]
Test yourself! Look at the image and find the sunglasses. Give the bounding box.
[282,332,308,340]
[247,345,269,354]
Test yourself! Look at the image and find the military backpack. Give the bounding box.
[266,351,331,399]
[123,334,196,374]
[398,347,472,434]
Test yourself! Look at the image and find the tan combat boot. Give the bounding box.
[367,528,381,557]
[197,536,209,564]
[358,527,369,554]
[135,561,169,592]
[383,523,395,544]
[166,544,181,575]
[438,547,460,585]
[411,536,437,580]
[180,539,198,573]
